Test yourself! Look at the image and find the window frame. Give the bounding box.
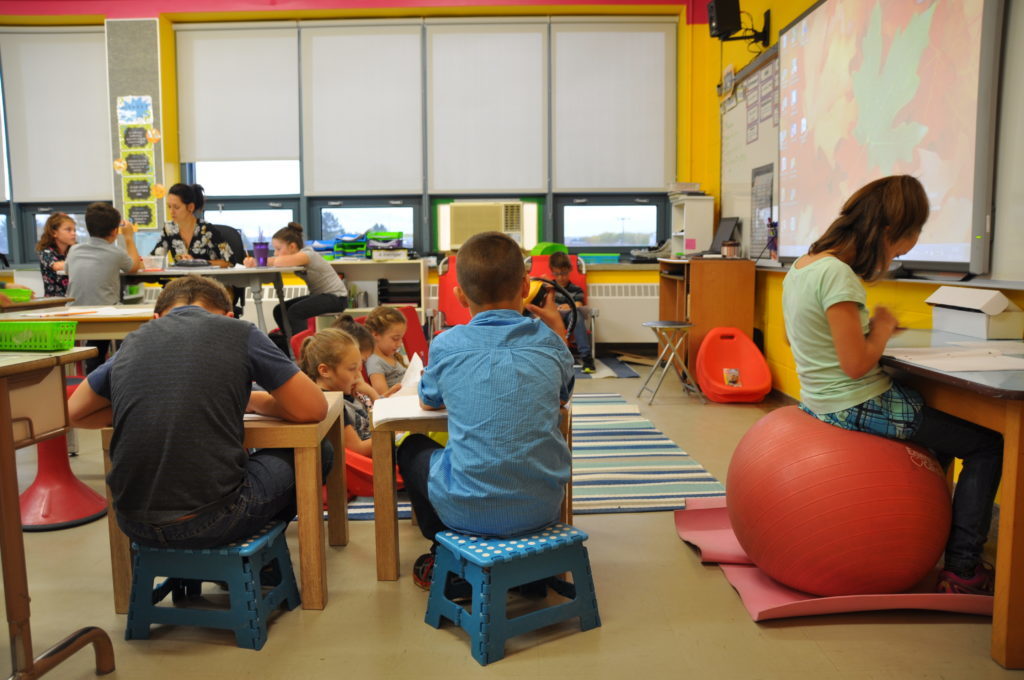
[308,196,425,253]
[552,193,669,255]
[201,196,302,245]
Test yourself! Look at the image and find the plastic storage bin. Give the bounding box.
[0,321,78,351]
[1,288,32,302]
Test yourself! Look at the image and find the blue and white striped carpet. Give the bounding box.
[346,392,724,519]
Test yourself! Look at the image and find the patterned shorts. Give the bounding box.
[800,382,925,440]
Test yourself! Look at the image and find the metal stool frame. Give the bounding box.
[637,321,705,405]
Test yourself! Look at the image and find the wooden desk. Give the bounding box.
[1,305,154,341]
[883,329,1024,668]
[0,297,73,313]
[657,258,755,375]
[370,395,572,581]
[103,391,347,613]
[126,266,301,341]
[0,347,114,678]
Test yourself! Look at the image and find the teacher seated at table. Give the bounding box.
[67,275,332,549]
[150,183,233,268]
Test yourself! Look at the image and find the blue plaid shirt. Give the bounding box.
[420,309,575,536]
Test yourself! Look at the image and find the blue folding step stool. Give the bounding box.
[125,521,300,650]
[425,523,601,665]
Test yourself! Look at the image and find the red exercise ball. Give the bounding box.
[726,406,951,596]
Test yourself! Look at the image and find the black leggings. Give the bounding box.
[273,294,347,334]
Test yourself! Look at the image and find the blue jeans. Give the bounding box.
[117,442,334,550]
[564,306,592,359]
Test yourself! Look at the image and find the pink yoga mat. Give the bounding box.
[674,498,993,622]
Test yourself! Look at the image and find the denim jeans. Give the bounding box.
[396,434,447,545]
[273,294,347,334]
[117,441,334,550]
[563,306,592,359]
[906,405,1003,575]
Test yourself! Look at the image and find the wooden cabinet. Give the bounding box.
[658,258,756,376]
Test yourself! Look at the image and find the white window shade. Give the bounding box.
[176,25,299,162]
[0,29,112,202]
[301,23,423,195]
[552,20,676,192]
[427,21,547,194]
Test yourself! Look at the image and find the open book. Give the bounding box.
[393,353,423,397]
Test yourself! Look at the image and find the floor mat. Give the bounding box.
[574,356,640,379]
[674,497,993,621]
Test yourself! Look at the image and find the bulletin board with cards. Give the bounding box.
[720,47,779,260]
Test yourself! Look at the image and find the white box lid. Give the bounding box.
[925,286,1020,315]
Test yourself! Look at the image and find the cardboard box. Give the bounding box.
[925,286,1024,339]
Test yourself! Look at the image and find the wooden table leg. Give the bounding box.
[372,431,399,581]
[102,432,131,615]
[326,416,348,547]
[560,408,573,525]
[993,400,1024,668]
[294,444,327,609]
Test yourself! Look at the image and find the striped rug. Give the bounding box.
[570,393,725,513]
[347,392,724,519]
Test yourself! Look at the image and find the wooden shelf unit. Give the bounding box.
[328,259,428,323]
[657,258,756,376]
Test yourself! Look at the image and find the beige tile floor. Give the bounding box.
[5,375,1018,679]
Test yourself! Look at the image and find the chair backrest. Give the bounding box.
[396,305,429,364]
[437,256,472,328]
[526,254,589,303]
[208,224,248,265]
[290,328,315,360]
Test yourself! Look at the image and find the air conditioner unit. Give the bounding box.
[443,201,522,250]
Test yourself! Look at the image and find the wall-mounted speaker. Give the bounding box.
[708,0,742,39]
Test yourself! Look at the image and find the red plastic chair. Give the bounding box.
[19,381,108,530]
[527,254,598,352]
[345,450,404,498]
[436,256,471,330]
[695,327,772,403]
[290,327,315,359]
[397,305,429,364]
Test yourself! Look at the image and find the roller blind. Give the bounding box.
[176,24,299,162]
[301,22,423,196]
[552,19,676,192]
[427,20,547,194]
[0,29,112,202]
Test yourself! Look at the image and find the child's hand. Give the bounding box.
[871,306,900,336]
[243,256,256,268]
[526,287,568,339]
[119,220,136,239]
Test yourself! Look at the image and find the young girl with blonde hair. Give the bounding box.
[299,328,371,456]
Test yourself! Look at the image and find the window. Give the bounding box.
[203,199,299,246]
[194,160,301,197]
[555,195,668,251]
[311,198,420,251]
[0,211,8,260]
[18,205,91,263]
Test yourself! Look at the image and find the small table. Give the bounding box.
[126,266,302,351]
[104,391,348,612]
[636,320,704,405]
[370,395,572,581]
[883,329,1024,668]
[0,305,155,341]
[0,347,115,678]
[0,297,74,313]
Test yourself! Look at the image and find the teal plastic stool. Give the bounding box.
[125,522,300,650]
[425,523,600,665]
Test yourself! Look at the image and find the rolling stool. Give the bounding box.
[425,523,600,665]
[637,320,704,405]
[125,522,299,650]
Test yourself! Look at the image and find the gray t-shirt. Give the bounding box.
[66,237,134,305]
[365,352,406,389]
[89,306,300,524]
[297,246,347,297]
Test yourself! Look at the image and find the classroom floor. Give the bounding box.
[6,375,1018,679]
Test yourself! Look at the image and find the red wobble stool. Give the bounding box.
[19,381,107,531]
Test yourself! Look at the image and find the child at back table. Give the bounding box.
[396,231,574,590]
[364,306,407,397]
[781,174,1002,595]
[548,251,595,373]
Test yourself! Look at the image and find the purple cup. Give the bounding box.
[253,241,269,267]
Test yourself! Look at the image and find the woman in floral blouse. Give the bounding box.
[35,212,78,297]
[150,183,232,267]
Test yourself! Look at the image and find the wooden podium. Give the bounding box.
[657,258,756,376]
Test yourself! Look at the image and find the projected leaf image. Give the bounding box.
[852,2,935,173]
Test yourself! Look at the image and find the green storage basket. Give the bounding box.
[0,321,78,351]
[2,288,32,302]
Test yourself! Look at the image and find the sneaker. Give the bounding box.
[412,552,435,590]
[581,356,596,373]
[937,562,995,595]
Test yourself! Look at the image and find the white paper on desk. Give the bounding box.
[393,353,423,397]
[371,393,445,425]
[31,305,146,317]
[887,347,1024,372]
[243,413,283,421]
[948,340,1024,352]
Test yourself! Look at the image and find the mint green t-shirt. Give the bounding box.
[781,255,891,414]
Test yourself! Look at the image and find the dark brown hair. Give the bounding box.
[456,231,525,304]
[809,175,929,282]
[35,212,74,252]
[84,202,122,238]
[549,251,572,273]
[154,275,232,315]
[272,222,304,249]
[168,183,206,213]
[331,314,375,354]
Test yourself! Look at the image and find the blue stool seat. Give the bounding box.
[425,523,601,665]
[125,522,300,650]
